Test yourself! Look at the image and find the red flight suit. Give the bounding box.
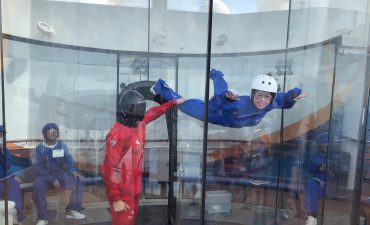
[102,100,176,225]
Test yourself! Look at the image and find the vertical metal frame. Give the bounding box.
[350,32,370,225]
[115,53,120,122]
[319,37,340,225]
[275,0,293,221]
[0,29,352,225]
[276,0,342,222]
[200,1,213,225]
[0,0,10,224]
[166,57,179,225]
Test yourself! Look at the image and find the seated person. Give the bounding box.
[304,132,334,225]
[0,125,25,224]
[151,68,308,128]
[32,123,85,225]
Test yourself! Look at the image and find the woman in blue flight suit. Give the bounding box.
[304,132,334,225]
[0,125,25,223]
[151,68,308,128]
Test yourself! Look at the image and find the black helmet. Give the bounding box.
[119,90,146,121]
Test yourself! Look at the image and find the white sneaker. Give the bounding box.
[306,216,317,225]
[65,210,86,220]
[282,211,289,219]
[35,220,48,225]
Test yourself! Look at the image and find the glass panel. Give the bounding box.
[119,54,149,85]
[361,107,370,225]
[118,53,179,223]
[148,1,209,225]
[279,44,337,225]
[204,0,290,223]
[175,56,207,225]
[205,1,287,224]
[3,39,117,224]
[0,46,16,224]
[205,53,300,225]
[2,0,370,224]
[167,0,257,14]
[287,0,370,225]
[46,0,151,8]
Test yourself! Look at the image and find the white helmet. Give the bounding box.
[251,74,278,93]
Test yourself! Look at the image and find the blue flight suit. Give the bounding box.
[304,149,328,214]
[32,140,85,220]
[153,69,302,128]
[0,147,25,222]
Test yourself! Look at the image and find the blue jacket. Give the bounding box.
[0,148,12,178]
[33,140,77,176]
[205,88,300,127]
[307,150,327,181]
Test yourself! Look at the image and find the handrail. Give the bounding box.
[2,34,340,58]
[5,137,360,145]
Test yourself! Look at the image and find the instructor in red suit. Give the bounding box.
[102,89,185,225]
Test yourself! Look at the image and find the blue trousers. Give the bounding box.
[32,173,85,220]
[154,72,233,126]
[0,177,25,222]
[304,178,324,214]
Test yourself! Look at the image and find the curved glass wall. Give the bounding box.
[286,1,370,225]
[1,0,370,225]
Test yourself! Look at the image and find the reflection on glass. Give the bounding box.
[32,123,86,224]
[0,125,25,224]
[46,0,151,8]
[3,39,117,224]
[1,0,370,223]
[102,88,184,225]
[152,68,305,128]
[168,0,259,14]
[360,108,370,224]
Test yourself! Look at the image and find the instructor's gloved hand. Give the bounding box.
[113,200,131,212]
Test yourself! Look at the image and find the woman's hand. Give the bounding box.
[176,98,187,104]
[294,92,309,101]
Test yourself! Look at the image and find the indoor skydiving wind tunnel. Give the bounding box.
[1,1,370,225]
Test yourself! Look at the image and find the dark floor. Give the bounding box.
[83,223,111,225]
[17,198,351,225]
